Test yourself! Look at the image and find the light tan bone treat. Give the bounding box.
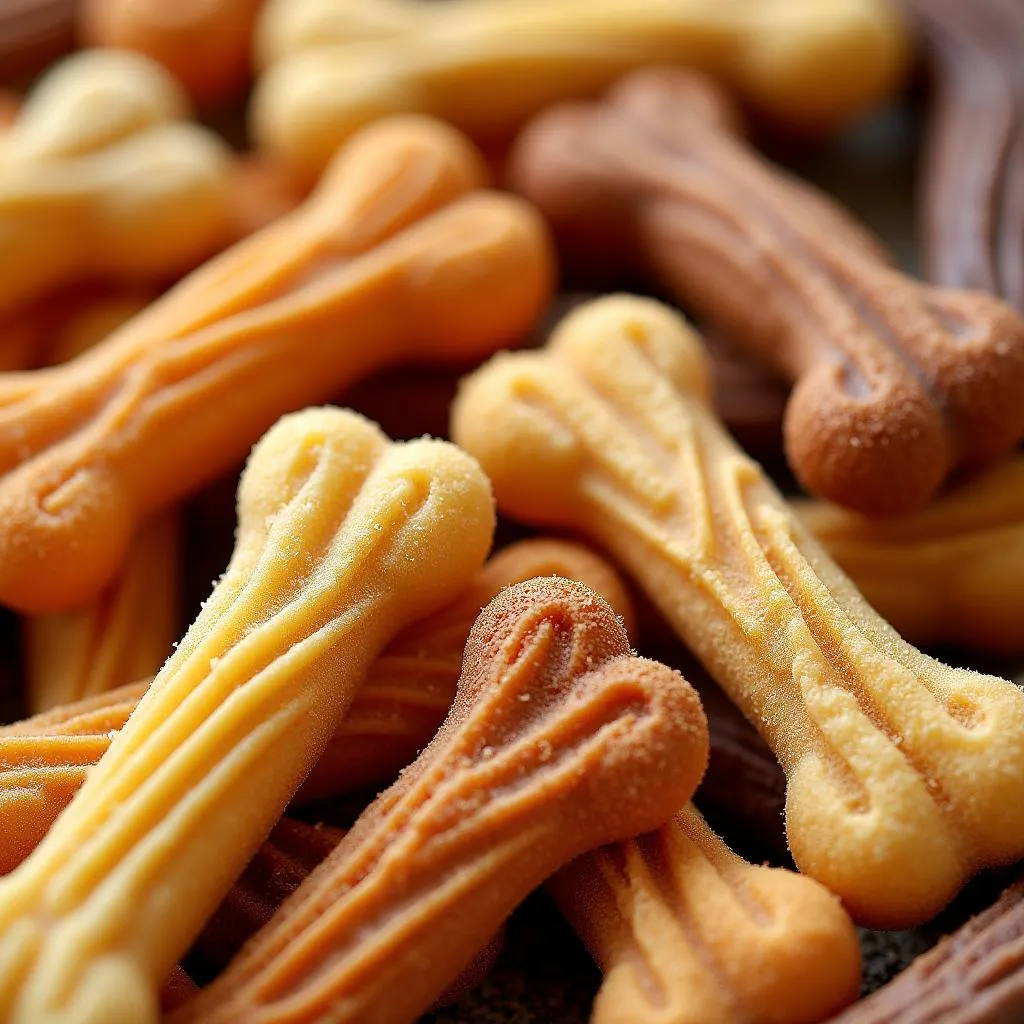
[0,48,233,314]
[0,538,633,835]
[252,0,909,182]
[452,294,1024,928]
[797,456,1024,654]
[22,510,179,713]
[0,406,495,1024]
[79,0,263,106]
[172,577,708,1024]
[0,115,551,614]
[508,68,1024,515]
[551,803,861,1024]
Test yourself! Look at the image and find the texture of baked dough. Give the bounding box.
[0,406,495,1024]
[452,294,1024,927]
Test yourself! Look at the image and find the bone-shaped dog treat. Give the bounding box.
[833,875,1024,1023]
[0,537,630,853]
[0,406,495,1024]
[22,510,179,713]
[903,0,1024,311]
[0,114,550,614]
[0,0,75,86]
[301,535,636,800]
[0,48,233,314]
[80,0,263,105]
[452,294,1024,927]
[551,804,860,1024]
[252,0,909,182]
[798,456,1024,653]
[171,577,708,1024]
[508,68,1024,515]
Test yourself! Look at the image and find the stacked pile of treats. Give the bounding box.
[1,1,1023,1021]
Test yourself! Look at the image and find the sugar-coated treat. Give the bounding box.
[79,0,263,106]
[798,456,1024,653]
[171,578,709,1024]
[0,406,495,1024]
[833,875,1024,1023]
[0,49,233,314]
[551,804,861,1024]
[508,68,1024,515]
[0,114,551,614]
[452,294,1024,927]
[22,511,179,713]
[252,0,909,181]
[904,0,1024,311]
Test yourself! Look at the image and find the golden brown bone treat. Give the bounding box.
[551,803,861,1024]
[0,406,495,1024]
[832,875,1024,1023]
[0,115,551,614]
[507,68,1024,516]
[22,510,180,713]
[171,577,709,1024]
[252,0,909,183]
[452,294,1024,928]
[300,535,636,801]
[903,0,1024,311]
[0,0,75,87]
[79,0,263,106]
[0,49,233,315]
[797,456,1024,653]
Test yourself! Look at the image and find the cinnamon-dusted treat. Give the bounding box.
[0,0,75,87]
[904,0,1024,311]
[0,407,495,1024]
[0,115,551,614]
[833,877,1024,1023]
[0,49,233,315]
[22,511,179,713]
[453,295,1024,927]
[172,578,709,1024]
[252,0,909,182]
[798,456,1024,653]
[508,68,1024,515]
[0,681,144,876]
[79,0,263,106]
[190,817,348,977]
[551,804,861,1024]
[301,536,635,801]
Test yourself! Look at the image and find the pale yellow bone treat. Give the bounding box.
[0,114,551,614]
[796,457,1024,653]
[252,0,909,181]
[452,294,1024,928]
[0,48,233,314]
[0,405,495,1024]
[22,510,179,714]
[551,804,861,1024]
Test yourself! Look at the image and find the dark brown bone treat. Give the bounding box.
[508,67,1024,515]
[832,878,1024,1023]
[904,0,1024,310]
[172,578,709,1024]
[0,0,75,86]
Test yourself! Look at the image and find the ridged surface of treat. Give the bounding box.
[453,293,1024,927]
[173,577,708,1024]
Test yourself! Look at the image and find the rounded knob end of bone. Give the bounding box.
[784,364,951,515]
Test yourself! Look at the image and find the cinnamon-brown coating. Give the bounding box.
[453,294,1024,927]
[508,67,1024,515]
[0,114,551,613]
[172,578,709,1024]
[833,876,1024,1023]
[0,0,75,86]
[904,0,1024,311]
[552,804,861,1023]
